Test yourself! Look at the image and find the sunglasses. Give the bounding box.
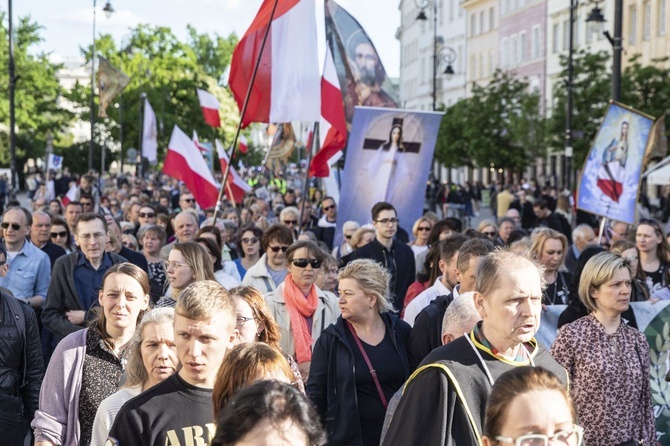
[1,222,22,231]
[292,258,322,269]
[268,245,289,253]
[323,205,336,211]
[182,198,195,203]
[417,226,431,232]
[139,212,155,218]
[344,234,352,239]
[51,231,68,238]
[483,231,496,237]
[282,220,298,225]
[242,237,259,244]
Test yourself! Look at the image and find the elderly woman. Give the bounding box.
[315,254,339,294]
[307,259,412,446]
[531,227,572,305]
[265,240,339,380]
[243,224,294,293]
[156,242,216,308]
[90,308,179,444]
[551,252,655,446]
[333,220,360,260]
[32,263,150,446]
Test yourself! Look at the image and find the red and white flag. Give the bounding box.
[309,46,347,178]
[61,183,78,207]
[597,161,625,203]
[216,139,252,204]
[163,125,220,209]
[197,89,221,128]
[228,0,320,128]
[238,134,249,154]
[192,130,209,154]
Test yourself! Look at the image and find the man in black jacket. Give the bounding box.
[348,202,415,312]
[0,244,44,446]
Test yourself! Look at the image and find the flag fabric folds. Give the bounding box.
[142,99,158,162]
[61,183,78,207]
[193,131,210,154]
[309,46,347,178]
[216,139,252,204]
[163,125,220,209]
[228,0,320,128]
[239,134,249,154]
[197,89,222,128]
[98,57,130,118]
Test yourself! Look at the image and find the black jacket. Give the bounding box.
[407,293,453,368]
[348,239,416,312]
[119,246,149,273]
[307,314,412,446]
[0,293,44,422]
[40,241,67,271]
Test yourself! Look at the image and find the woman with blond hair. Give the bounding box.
[308,259,412,446]
[156,241,216,307]
[90,308,178,444]
[531,227,571,305]
[408,217,432,261]
[476,219,497,241]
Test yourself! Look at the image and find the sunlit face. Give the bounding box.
[31,213,52,245]
[316,263,339,293]
[174,311,236,388]
[266,239,289,270]
[232,296,262,344]
[50,224,69,249]
[75,219,109,264]
[540,238,564,273]
[415,220,432,244]
[65,204,82,228]
[322,199,337,220]
[167,249,195,290]
[636,223,662,254]
[338,278,375,322]
[373,209,398,240]
[173,213,197,242]
[481,225,497,239]
[142,232,162,255]
[50,201,62,215]
[98,273,149,334]
[241,231,260,258]
[287,247,319,290]
[2,208,29,245]
[141,321,179,389]
[138,206,157,227]
[440,253,459,290]
[591,267,632,315]
[179,194,196,210]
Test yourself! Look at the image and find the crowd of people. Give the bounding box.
[0,167,666,446]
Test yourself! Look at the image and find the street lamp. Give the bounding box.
[90,0,114,172]
[585,0,620,101]
[8,0,17,199]
[439,46,457,79]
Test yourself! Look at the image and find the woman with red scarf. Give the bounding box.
[265,240,339,381]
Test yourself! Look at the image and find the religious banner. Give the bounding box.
[336,106,443,244]
[577,102,654,224]
[97,57,130,118]
[540,302,670,444]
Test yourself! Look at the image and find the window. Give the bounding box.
[644,2,652,40]
[471,13,477,36]
[630,6,638,44]
[481,52,487,77]
[490,7,495,30]
[562,20,569,50]
[532,25,540,59]
[519,31,527,62]
[502,0,508,15]
[501,38,508,67]
[552,23,560,53]
[660,0,667,35]
[470,55,477,80]
[511,35,518,65]
[480,10,486,33]
[490,49,496,73]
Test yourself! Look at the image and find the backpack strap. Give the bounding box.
[2,292,27,388]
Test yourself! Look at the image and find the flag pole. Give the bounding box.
[299,121,319,234]
[213,0,281,227]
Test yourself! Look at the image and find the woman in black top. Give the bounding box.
[531,228,572,305]
[307,259,412,446]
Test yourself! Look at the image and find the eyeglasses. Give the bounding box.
[323,204,336,211]
[483,231,497,237]
[139,212,155,218]
[375,218,399,225]
[417,226,431,232]
[236,315,257,327]
[268,245,289,253]
[495,424,583,446]
[164,261,191,270]
[282,220,298,225]
[51,231,68,239]
[292,258,322,269]
[1,222,22,231]
[242,237,259,244]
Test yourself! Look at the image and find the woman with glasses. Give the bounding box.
[482,367,582,446]
[307,259,411,446]
[409,217,432,261]
[635,218,670,295]
[530,228,571,305]
[477,220,498,241]
[551,252,654,446]
[243,224,293,293]
[333,220,360,260]
[140,225,167,302]
[50,217,73,253]
[266,240,339,381]
[156,242,216,308]
[234,225,264,279]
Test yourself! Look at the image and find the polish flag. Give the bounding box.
[228,0,320,128]
[309,46,347,178]
[238,134,249,154]
[197,89,221,128]
[61,183,78,207]
[163,125,220,209]
[597,161,625,203]
[192,130,209,154]
[216,139,252,204]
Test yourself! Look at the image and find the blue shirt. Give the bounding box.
[0,240,51,300]
[74,252,114,310]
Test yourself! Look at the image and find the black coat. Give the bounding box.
[407,293,453,368]
[307,314,412,446]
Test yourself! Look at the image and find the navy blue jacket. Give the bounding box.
[307,313,412,446]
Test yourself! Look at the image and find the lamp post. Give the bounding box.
[586,0,619,100]
[8,0,17,198]
[90,0,114,172]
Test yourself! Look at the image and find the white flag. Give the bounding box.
[142,99,158,162]
[47,154,63,171]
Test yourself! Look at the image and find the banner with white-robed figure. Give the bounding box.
[336,106,443,243]
[577,102,655,224]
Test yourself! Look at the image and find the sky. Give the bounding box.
[11,0,401,77]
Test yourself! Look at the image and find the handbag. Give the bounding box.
[346,320,388,409]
